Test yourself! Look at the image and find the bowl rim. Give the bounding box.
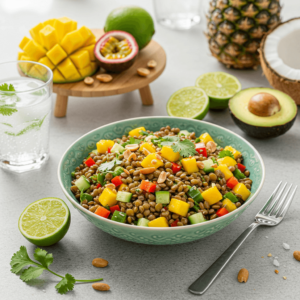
[58,116,265,231]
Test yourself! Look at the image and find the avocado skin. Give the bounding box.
[230,112,296,139]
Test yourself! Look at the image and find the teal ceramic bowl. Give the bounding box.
[58,117,265,245]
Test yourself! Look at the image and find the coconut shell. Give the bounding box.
[260,17,300,105]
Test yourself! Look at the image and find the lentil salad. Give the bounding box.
[70,126,252,227]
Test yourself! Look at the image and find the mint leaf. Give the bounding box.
[172,139,197,157]
[0,104,18,116]
[55,274,75,295]
[33,248,53,268]
[20,266,44,282]
[10,246,34,274]
[218,150,234,159]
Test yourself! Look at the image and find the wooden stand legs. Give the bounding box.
[139,85,154,106]
[54,94,69,118]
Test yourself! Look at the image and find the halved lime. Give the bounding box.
[195,72,241,109]
[167,86,209,119]
[18,197,70,246]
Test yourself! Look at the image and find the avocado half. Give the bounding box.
[229,87,297,139]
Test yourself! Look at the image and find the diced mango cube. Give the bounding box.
[96,140,115,154]
[161,146,180,162]
[148,217,169,227]
[70,50,90,69]
[232,183,251,201]
[84,33,96,46]
[99,188,117,207]
[54,17,75,40]
[222,199,237,212]
[38,56,55,70]
[141,153,164,169]
[200,133,214,144]
[201,186,223,205]
[217,156,237,167]
[215,164,233,180]
[118,183,128,192]
[169,198,190,217]
[68,71,82,81]
[19,36,31,50]
[78,26,92,44]
[27,65,43,78]
[81,44,96,61]
[57,58,80,80]
[224,146,241,159]
[129,127,146,137]
[29,23,44,44]
[182,157,198,174]
[139,142,156,153]
[78,64,93,78]
[18,58,33,73]
[60,30,84,54]
[18,52,24,60]
[71,21,78,31]
[43,19,56,27]
[23,40,46,61]
[53,69,65,82]
[46,44,67,65]
[39,25,58,50]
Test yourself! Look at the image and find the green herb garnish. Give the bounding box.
[0,84,18,116]
[218,150,235,159]
[160,136,196,157]
[122,137,141,147]
[10,246,103,295]
[195,138,200,143]
[139,130,150,136]
[98,157,122,172]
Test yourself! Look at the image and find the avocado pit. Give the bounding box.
[248,92,281,117]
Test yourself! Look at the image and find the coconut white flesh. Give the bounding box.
[264,19,300,80]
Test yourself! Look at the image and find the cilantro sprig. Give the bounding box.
[218,150,235,159]
[122,137,141,147]
[10,246,103,295]
[98,156,122,172]
[160,136,196,157]
[0,84,18,116]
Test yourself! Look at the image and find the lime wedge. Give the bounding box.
[195,72,241,109]
[167,86,209,119]
[18,197,70,246]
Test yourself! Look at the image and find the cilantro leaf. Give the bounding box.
[98,157,122,172]
[33,248,53,268]
[160,136,179,146]
[172,139,197,157]
[20,266,45,282]
[218,150,234,159]
[10,246,34,274]
[55,273,75,295]
[122,137,141,147]
[0,83,15,93]
[0,104,18,116]
[139,130,150,136]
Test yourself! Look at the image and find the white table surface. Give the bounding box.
[1,0,300,299]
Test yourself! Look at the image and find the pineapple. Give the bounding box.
[206,0,281,69]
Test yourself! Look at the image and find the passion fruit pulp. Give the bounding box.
[94,30,138,73]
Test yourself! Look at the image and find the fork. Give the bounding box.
[188,181,298,295]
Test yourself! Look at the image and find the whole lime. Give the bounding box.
[104,6,155,50]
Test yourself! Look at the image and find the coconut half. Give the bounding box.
[260,17,300,105]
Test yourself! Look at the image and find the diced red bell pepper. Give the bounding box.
[96,183,102,189]
[171,220,179,227]
[172,162,182,174]
[84,157,95,167]
[227,176,239,189]
[111,176,122,187]
[110,205,120,214]
[216,207,229,217]
[140,180,156,193]
[108,146,112,153]
[195,143,207,157]
[95,206,110,218]
[237,163,246,173]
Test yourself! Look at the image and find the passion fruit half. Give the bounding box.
[94,30,138,73]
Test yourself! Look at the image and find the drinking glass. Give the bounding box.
[0,61,53,173]
[153,0,202,30]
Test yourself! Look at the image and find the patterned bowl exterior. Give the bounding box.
[58,117,265,245]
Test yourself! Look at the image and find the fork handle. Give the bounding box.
[188,221,260,295]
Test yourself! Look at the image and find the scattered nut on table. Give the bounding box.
[237,268,249,283]
[275,269,279,274]
[96,74,113,83]
[92,258,109,268]
[137,68,150,77]
[293,250,300,261]
[92,283,110,291]
[147,60,157,68]
[84,77,94,85]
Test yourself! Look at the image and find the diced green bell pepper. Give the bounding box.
[224,192,239,203]
[111,211,127,223]
[97,173,106,186]
[188,186,203,203]
[80,192,93,203]
[233,169,246,179]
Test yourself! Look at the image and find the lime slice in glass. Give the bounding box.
[195,72,241,109]
[18,197,70,246]
[167,86,209,119]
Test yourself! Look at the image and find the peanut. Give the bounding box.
[137,68,150,77]
[92,283,110,291]
[156,154,162,160]
[123,149,132,159]
[275,270,279,274]
[237,268,249,283]
[151,159,157,165]
[293,250,300,261]
[142,148,150,156]
[157,171,167,183]
[206,141,217,153]
[125,144,139,151]
[128,153,136,162]
[105,183,115,190]
[96,74,113,83]
[92,258,109,268]
[140,167,156,174]
[197,161,205,169]
[147,60,157,69]
[84,77,94,85]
